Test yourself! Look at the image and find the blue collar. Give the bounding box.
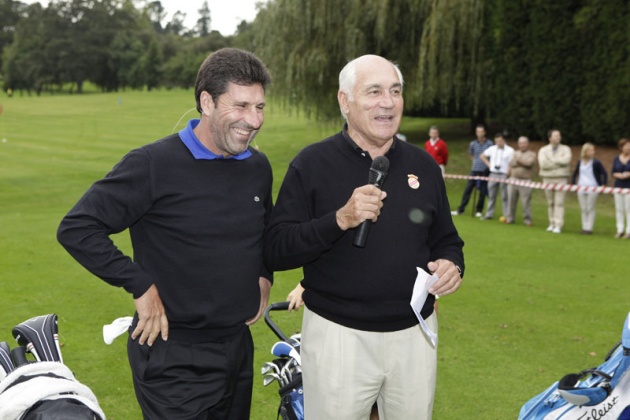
[178,119,252,161]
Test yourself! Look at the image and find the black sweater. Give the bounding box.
[264,130,464,332]
[58,134,273,341]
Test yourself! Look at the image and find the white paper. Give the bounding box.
[410,267,439,347]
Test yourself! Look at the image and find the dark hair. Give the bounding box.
[619,138,630,150]
[475,124,485,131]
[194,48,271,113]
[547,129,560,139]
[494,132,504,139]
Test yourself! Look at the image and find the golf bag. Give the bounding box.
[519,311,630,420]
[0,314,105,420]
[263,302,304,420]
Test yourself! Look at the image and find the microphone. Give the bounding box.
[353,156,389,248]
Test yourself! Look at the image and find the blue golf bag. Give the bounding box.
[519,311,630,420]
[263,302,304,420]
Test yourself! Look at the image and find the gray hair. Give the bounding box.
[338,56,404,120]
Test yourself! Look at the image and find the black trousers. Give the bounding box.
[127,327,254,420]
[457,169,490,213]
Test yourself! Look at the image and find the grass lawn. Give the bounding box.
[0,89,627,419]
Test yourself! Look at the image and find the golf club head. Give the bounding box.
[262,361,280,375]
[12,314,63,363]
[0,341,14,378]
[11,346,29,368]
[263,373,280,386]
[271,341,301,365]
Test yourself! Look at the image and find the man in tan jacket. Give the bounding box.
[538,129,572,233]
[506,136,537,225]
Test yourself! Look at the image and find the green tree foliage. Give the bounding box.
[143,37,162,91]
[1,0,232,94]
[574,0,630,143]
[195,0,211,37]
[0,0,26,72]
[2,0,629,143]
[492,0,630,143]
[254,0,629,142]
[164,11,187,36]
[252,0,492,123]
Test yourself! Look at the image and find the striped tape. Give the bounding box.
[443,174,630,195]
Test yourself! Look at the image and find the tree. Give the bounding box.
[574,0,630,143]
[164,11,187,36]
[252,0,491,124]
[195,1,211,37]
[143,37,162,91]
[144,0,167,33]
[0,0,26,73]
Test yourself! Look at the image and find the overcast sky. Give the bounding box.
[156,0,266,35]
[19,0,268,36]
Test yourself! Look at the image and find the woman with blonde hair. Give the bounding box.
[611,138,630,238]
[571,142,607,234]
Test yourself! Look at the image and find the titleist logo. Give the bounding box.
[576,396,619,420]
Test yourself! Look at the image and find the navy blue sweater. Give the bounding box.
[265,130,464,332]
[58,134,273,341]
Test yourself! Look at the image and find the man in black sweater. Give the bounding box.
[57,48,273,419]
[265,55,464,419]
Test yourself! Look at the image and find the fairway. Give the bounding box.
[0,90,628,419]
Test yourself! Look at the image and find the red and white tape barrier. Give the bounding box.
[443,174,630,195]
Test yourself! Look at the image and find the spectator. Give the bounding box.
[571,143,607,234]
[451,125,493,217]
[611,138,630,238]
[538,129,572,233]
[265,54,464,420]
[57,48,274,419]
[480,133,514,220]
[424,126,448,174]
[505,136,537,226]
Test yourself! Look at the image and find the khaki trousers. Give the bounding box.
[301,307,438,420]
[506,179,533,223]
[543,177,568,228]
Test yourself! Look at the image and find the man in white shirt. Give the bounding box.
[480,133,514,220]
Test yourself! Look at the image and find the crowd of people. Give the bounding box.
[436,127,630,236]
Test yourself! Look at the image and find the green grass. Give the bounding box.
[0,90,628,419]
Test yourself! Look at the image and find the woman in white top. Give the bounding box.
[571,143,608,234]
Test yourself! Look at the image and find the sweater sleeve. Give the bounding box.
[57,149,155,298]
[558,145,572,166]
[264,163,346,271]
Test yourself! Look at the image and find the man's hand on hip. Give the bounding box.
[132,284,169,346]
